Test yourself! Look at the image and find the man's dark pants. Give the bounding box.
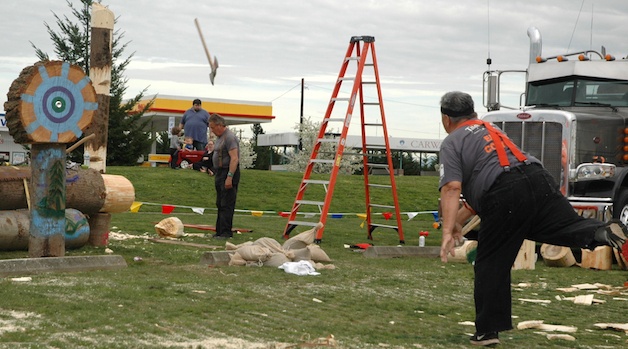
[214,168,240,237]
[474,163,602,333]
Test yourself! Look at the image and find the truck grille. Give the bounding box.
[498,121,563,183]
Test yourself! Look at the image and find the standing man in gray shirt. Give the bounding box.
[209,113,240,239]
[438,91,627,346]
[179,98,210,150]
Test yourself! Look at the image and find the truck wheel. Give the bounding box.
[613,190,628,225]
[180,160,190,169]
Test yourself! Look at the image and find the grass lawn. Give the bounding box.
[0,166,626,349]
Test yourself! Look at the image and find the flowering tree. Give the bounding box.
[286,117,362,175]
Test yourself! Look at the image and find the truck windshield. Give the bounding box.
[527,78,628,107]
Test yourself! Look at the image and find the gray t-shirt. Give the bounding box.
[438,121,540,213]
[212,128,240,169]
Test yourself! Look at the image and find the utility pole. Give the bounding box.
[299,78,304,151]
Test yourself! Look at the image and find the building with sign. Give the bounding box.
[0,113,28,164]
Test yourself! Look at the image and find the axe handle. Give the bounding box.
[461,215,481,236]
[66,133,96,154]
[194,18,214,68]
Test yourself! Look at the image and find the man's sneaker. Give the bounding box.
[470,332,499,346]
[594,220,628,250]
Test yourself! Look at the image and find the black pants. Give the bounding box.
[214,168,240,237]
[169,148,178,168]
[474,163,603,333]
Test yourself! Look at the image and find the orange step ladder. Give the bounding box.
[283,36,405,244]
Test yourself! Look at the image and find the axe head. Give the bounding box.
[209,56,219,85]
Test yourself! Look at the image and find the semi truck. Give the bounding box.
[482,27,628,224]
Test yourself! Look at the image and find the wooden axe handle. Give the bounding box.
[66,133,96,154]
[194,18,214,68]
[461,215,481,236]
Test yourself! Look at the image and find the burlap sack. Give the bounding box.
[282,222,323,250]
[229,251,247,266]
[154,217,184,238]
[307,244,332,263]
[291,247,312,262]
[263,252,292,267]
[253,237,284,253]
[237,245,273,262]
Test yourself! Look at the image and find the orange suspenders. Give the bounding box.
[459,119,528,171]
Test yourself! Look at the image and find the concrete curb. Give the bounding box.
[0,255,128,277]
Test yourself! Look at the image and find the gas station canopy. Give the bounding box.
[134,94,275,132]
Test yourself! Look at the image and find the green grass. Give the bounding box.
[0,167,627,349]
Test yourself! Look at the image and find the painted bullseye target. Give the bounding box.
[3,60,97,144]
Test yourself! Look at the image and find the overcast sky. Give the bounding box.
[3,0,628,140]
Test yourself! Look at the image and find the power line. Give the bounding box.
[270,82,302,102]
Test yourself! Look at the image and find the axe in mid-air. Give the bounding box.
[194,18,218,85]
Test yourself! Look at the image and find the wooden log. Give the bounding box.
[513,239,536,270]
[0,209,90,251]
[29,144,66,257]
[0,167,106,214]
[540,244,576,267]
[3,61,96,144]
[581,246,612,270]
[88,213,111,247]
[447,240,478,263]
[85,3,114,173]
[100,174,135,213]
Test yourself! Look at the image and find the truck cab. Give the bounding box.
[482,27,628,224]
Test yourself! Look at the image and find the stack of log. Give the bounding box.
[0,166,134,251]
[452,215,627,270]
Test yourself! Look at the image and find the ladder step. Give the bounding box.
[367,163,390,168]
[296,200,325,206]
[317,138,339,143]
[363,102,380,106]
[331,98,350,102]
[370,204,395,209]
[362,81,377,84]
[303,179,330,185]
[323,118,345,123]
[364,123,383,126]
[364,144,386,149]
[288,220,321,227]
[338,77,355,81]
[311,159,334,164]
[370,223,398,230]
[368,183,392,188]
[346,56,360,61]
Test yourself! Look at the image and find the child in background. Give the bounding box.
[182,136,194,152]
[169,126,182,169]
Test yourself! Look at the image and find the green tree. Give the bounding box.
[250,123,283,170]
[31,0,153,165]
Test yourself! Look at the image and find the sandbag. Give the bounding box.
[291,247,312,262]
[263,252,292,267]
[253,237,284,253]
[229,251,247,266]
[308,244,332,263]
[236,245,273,262]
[282,222,323,250]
